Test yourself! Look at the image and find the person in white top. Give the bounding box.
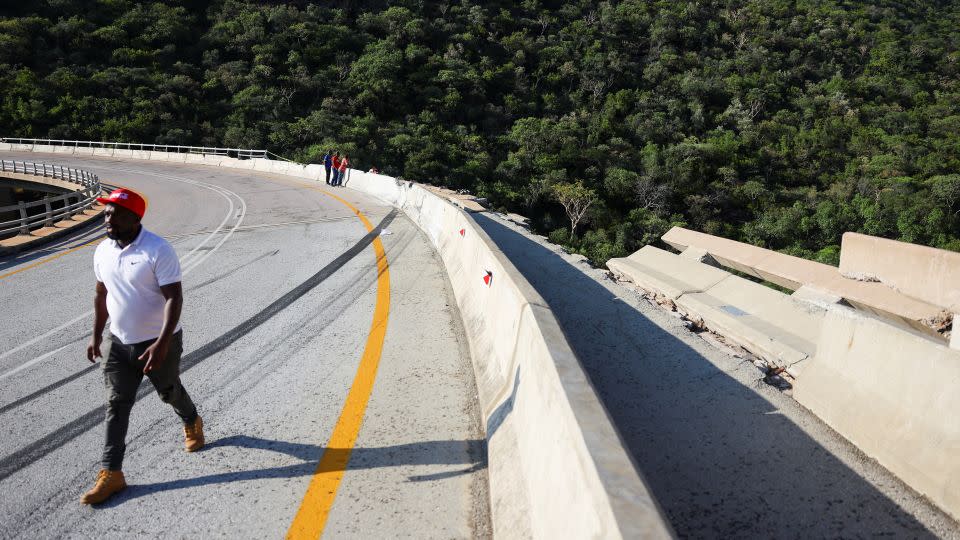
[81,188,204,505]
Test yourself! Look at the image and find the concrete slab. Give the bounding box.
[816,273,946,335]
[663,226,837,290]
[663,226,770,280]
[840,232,960,312]
[677,246,718,266]
[608,246,729,299]
[661,227,949,340]
[610,245,823,373]
[791,284,845,307]
[674,274,823,374]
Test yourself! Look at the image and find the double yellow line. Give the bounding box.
[286,186,392,539]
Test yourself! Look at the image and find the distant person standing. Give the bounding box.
[81,188,204,505]
[331,151,342,186]
[322,149,333,185]
[337,154,349,186]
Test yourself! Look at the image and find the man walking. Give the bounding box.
[323,149,333,185]
[82,188,204,504]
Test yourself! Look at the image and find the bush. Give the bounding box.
[548,227,570,246]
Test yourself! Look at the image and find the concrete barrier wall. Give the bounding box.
[662,227,948,339]
[793,308,960,520]
[334,169,673,537]
[611,233,960,521]
[840,232,960,312]
[0,143,673,538]
[370,177,672,538]
[608,245,823,376]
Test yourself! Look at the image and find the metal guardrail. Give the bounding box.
[1,138,267,159]
[0,160,102,237]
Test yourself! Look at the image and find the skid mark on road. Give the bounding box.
[0,209,398,483]
[285,185,392,540]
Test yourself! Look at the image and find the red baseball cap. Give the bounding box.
[97,188,147,218]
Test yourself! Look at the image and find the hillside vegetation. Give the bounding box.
[2,1,960,264]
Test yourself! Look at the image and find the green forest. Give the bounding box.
[2,1,960,265]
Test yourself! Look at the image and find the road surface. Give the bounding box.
[0,153,489,539]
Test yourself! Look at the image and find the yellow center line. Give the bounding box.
[0,236,102,281]
[285,184,391,539]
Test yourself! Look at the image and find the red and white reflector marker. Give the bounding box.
[459,228,465,237]
[483,270,493,287]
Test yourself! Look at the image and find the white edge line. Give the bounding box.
[0,166,247,370]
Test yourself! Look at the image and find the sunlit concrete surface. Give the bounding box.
[474,212,960,539]
[0,153,489,538]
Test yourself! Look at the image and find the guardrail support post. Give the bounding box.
[43,200,53,227]
[18,202,29,235]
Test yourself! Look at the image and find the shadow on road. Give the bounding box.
[0,209,400,482]
[472,213,938,539]
[97,435,486,506]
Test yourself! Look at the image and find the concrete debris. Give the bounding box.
[922,311,953,335]
[839,271,882,283]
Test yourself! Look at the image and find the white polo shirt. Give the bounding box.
[93,227,182,344]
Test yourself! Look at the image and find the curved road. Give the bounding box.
[0,153,489,538]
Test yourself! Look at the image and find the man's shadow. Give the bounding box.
[97,435,486,507]
[472,213,942,538]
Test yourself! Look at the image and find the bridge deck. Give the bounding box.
[0,153,488,538]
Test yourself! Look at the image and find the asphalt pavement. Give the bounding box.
[0,153,489,539]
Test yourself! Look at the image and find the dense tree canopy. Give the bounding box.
[2,1,959,264]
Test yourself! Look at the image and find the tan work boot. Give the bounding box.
[80,469,126,504]
[184,415,204,452]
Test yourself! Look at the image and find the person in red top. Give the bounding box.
[336,154,349,186]
[331,152,342,186]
